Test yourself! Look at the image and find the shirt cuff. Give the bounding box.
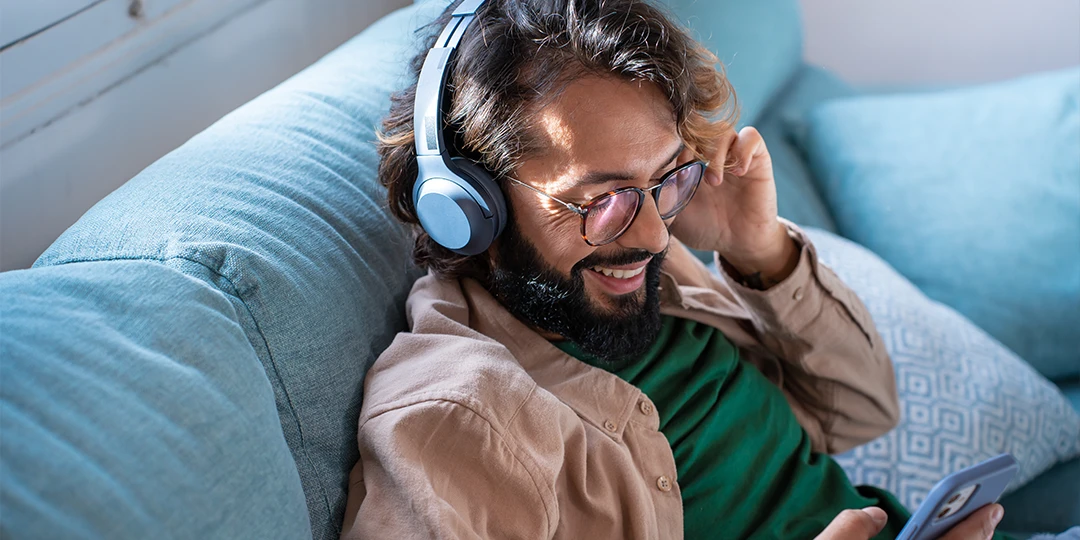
[713,219,828,333]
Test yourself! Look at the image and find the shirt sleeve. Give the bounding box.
[713,220,901,455]
[340,399,553,540]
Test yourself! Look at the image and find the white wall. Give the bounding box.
[0,0,410,271]
[800,0,1080,86]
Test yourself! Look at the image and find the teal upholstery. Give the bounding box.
[758,64,855,232]
[797,68,1080,380]
[0,261,311,538]
[1061,380,1080,414]
[9,3,445,537]
[999,458,1080,533]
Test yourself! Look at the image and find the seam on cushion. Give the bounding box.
[362,392,555,537]
[41,254,333,522]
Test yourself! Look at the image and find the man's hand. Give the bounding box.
[815,507,889,540]
[668,126,798,287]
[814,504,1005,540]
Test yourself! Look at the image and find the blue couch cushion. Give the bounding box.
[30,3,444,537]
[0,261,311,538]
[756,64,855,232]
[797,68,1080,380]
[794,229,1080,530]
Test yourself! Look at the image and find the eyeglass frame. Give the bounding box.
[506,159,709,246]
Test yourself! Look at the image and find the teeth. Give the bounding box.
[591,265,646,279]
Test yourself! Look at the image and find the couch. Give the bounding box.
[2,0,1077,538]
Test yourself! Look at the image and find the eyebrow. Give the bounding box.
[577,142,686,186]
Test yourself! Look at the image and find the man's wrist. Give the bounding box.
[718,224,800,290]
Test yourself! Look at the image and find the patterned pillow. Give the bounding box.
[802,229,1080,510]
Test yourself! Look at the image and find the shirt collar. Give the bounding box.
[460,278,646,440]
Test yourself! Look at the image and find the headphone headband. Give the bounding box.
[413,0,485,157]
[410,0,506,256]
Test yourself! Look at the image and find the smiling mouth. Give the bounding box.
[582,258,652,296]
[589,265,647,279]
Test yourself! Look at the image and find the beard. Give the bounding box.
[487,219,666,366]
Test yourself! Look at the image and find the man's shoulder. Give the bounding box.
[360,276,541,432]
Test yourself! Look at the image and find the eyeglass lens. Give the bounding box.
[583,162,703,245]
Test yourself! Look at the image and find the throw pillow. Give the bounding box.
[804,228,1080,510]
[797,68,1080,380]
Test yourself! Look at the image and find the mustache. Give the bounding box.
[573,247,667,274]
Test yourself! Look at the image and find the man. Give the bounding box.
[340,0,1007,538]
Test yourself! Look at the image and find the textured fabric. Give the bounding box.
[790,229,1080,524]
[340,225,900,539]
[796,67,1080,380]
[0,261,310,538]
[30,4,442,537]
[758,64,857,233]
[415,0,803,125]
[555,316,911,539]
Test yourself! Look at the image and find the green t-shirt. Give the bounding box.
[554,315,910,539]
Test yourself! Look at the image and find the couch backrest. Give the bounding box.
[25,3,442,537]
[0,260,314,539]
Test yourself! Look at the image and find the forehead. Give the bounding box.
[522,76,680,191]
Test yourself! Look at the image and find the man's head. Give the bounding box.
[379,0,736,363]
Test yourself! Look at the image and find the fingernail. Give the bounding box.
[861,506,887,527]
[991,505,1003,525]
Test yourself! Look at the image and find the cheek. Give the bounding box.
[510,193,594,274]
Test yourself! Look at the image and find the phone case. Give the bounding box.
[896,453,1018,540]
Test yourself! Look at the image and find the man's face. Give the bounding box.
[488,76,694,364]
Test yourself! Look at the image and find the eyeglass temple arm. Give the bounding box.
[507,178,587,216]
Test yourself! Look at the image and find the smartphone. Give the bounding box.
[896,453,1018,540]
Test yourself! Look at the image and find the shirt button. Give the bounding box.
[793,287,804,301]
[604,420,618,432]
[656,475,672,492]
[639,400,653,415]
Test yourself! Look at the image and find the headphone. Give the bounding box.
[412,0,507,256]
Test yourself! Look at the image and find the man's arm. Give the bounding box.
[715,222,900,454]
[664,220,899,454]
[340,399,553,539]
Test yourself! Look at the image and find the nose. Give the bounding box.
[615,195,669,255]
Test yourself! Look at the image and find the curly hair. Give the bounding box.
[377,0,738,281]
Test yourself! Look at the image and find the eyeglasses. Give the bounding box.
[508,160,707,246]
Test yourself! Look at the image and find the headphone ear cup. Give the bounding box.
[412,157,507,256]
[449,157,507,237]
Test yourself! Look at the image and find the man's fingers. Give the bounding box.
[939,504,1003,540]
[727,126,765,176]
[815,507,888,540]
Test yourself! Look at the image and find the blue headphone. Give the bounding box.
[412,0,506,256]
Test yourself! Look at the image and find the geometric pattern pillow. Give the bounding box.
[805,229,1080,510]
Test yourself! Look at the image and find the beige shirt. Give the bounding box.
[340,221,899,539]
